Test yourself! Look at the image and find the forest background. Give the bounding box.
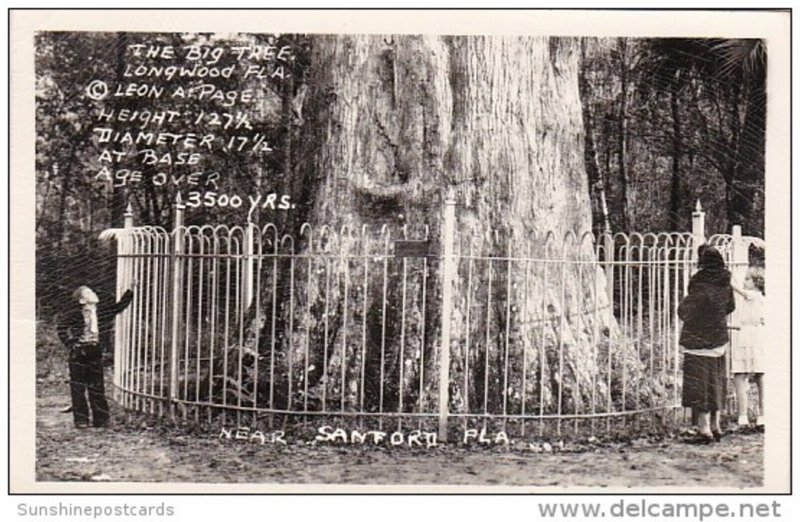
[34,33,765,320]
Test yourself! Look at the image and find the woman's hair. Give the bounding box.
[698,245,726,270]
[745,266,765,294]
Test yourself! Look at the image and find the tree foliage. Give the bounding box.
[35,32,310,315]
[580,37,766,235]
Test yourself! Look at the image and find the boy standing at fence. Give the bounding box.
[57,285,133,428]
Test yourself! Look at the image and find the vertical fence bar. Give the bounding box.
[502,237,513,433]
[521,244,531,437]
[255,230,265,419]
[122,234,134,410]
[234,233,244,426]
[182,234,194,418]
[621,239,630,425]
[158,233,169,417]
[268,227,279,416]
[158,234,170,417]
[463,240,474,434]
[591,235,601,436]
[132,236,143,412]
[438,188,457,442]
[398,226,408,425]
[604,231,614,433]
[574,238,584,434]
[419,225,429,429]
[378,230,390,429]
[207,234,219,422]
[194,234,205,422]
[302,226,313,416]
[483,255,492,430]
[540,237,551,436]
[674,245,687,419]
[340,229,350,415]
[142,233,153,413]
[169,194,185,418]
[113,204,134,402]
[244,222,255,310]
[286,235,297,413]
[150,234,161,413]
[322,234,331,412]
[557,237,567,436]
[359,228,369,426]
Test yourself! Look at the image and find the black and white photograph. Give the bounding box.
[9,8,791,494]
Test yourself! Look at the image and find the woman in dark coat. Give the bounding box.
[678,246,735,443]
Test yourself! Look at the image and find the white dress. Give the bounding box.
[731,290,765,374]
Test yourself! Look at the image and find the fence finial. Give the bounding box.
[123,201,134,229]
[691,199,706,260]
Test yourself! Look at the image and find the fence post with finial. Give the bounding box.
[169,193,185,419]
[438,187,457,442]
[731,225,747,284]
[691,200,706,260]
[123,201,134,229]
[114,202,135,404]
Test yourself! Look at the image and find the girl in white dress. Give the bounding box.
[731,267,765,430]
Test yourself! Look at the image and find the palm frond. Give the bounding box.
[710,39,766,81]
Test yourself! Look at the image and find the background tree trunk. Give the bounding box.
[616,38,630,231]
[669,72,683,231]
[731,63,766,234]
[110,32,129,228]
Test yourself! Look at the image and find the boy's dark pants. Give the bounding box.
[69,343,109,427]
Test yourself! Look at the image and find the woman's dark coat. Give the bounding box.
[678,248,736,350]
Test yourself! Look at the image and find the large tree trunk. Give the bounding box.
[242,35,632,421]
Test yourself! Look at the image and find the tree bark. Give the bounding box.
[242,35,629,418]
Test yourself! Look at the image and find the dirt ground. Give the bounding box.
[35,370,764,489]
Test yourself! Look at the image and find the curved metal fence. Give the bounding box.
[100,201,760,439]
